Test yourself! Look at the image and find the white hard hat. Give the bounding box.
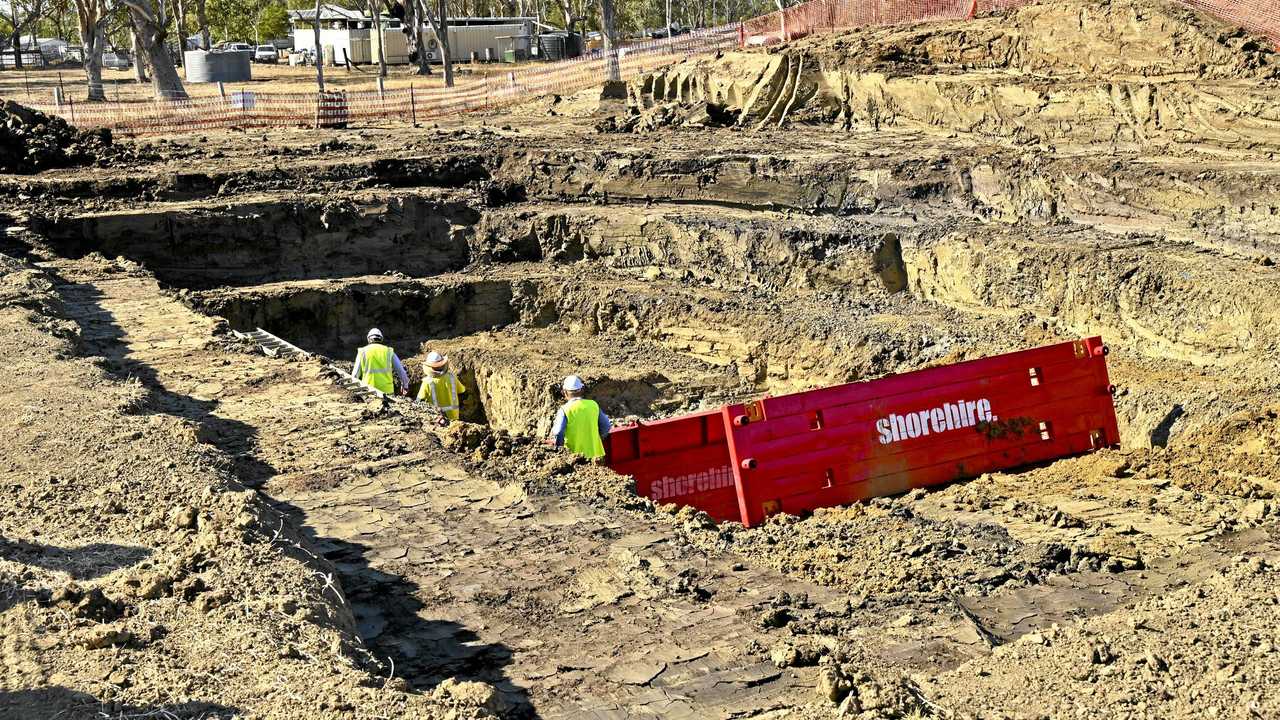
[562,375,585,392]
[424,351,448,369]
[367,327,383,341]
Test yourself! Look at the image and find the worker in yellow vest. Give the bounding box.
[416,351,466,422]
[351,328,409,396]
[549,375,611,460]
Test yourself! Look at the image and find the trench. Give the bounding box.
[32,180,1279,451]
[19,145,1280,714]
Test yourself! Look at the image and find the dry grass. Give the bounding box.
[1,61,544,105]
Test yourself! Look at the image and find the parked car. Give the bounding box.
[253,45,277,63]
[228,42,252,53]
[102,50,131,70]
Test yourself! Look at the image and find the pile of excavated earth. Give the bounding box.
[0,101,126,175]
[2,0,1279,717]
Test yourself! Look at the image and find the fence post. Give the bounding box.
[53,87,64,109]
[69,98,76,125]
[739,22,745,48]
[217,81,226,100]
[410,83,416,125]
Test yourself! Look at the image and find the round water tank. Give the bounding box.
[183,49,252,83]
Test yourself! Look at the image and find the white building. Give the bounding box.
[288,4,405,65]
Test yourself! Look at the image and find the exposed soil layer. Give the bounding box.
[4,0,1280,718]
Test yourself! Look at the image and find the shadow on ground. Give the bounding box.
[49,270,534,716]
[0,688,238,720]
[0,538,151,580]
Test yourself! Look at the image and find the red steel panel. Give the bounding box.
[726,337,1119,526]
[607,409,740,522]
[607,337,1120,528]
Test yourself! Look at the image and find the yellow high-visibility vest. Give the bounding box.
[564,398,606,459]
[360,343,394,394]
[417,371,464,421]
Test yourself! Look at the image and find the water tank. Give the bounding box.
[183,49,252,83]
[539,33,565,61]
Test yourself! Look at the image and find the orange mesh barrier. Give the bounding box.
[24,0,1280,135]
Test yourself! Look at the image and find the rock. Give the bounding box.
[49,583,83,606]
[1242,500,1270,524]
[137,573,173,600]
[770,641,822,668]
[430,678,510,714]
[768,645,798,666]
[759,607,792,629]
[891,613,916,628]
[1144,651,1168,672]
[194,589,231,613]
[169,505,198,530]
[817,666,854,704]
[80,626,133,650]
[836,692,862,717]
[1089,643,1115,665]
[72,588,124,621]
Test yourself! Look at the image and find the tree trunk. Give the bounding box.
[174,0,185,64]
[195,0,210,49]
[600,0,618,81]
[77,1,109,101]
[370,0,387,78]
[10,30,22,71]
[125,0,189,100]
[438,0,452,88]
[312,0,325,91]
[424,0,452,87]
[403,0,432,75]
[132,27,149,83]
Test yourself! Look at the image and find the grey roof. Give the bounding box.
[287,4,368,22]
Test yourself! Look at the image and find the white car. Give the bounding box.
[102,51,131,70]
[227,42,252,53]
[253,45,277,63]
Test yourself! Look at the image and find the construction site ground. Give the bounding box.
[3,1,1280,718]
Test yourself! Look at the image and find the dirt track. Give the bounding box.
[3,0,1280,718]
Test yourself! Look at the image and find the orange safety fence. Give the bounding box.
[20,0,1280,136]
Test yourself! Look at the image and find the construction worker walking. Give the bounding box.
[549,375,611,460]
[416,351,466,422]
[352,328,410,396]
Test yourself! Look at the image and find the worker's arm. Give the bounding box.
[415,380,428,402]
[598,409,612,437]
[351,347,364,378]
[549,408,567,446]
[391,353,410,395]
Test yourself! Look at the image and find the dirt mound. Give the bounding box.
[920,553,1280,717]
[596,101,740,133]
[626,0,1280,146]
[815,0,1280,79]
[0,101,117,175]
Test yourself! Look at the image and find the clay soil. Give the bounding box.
[3,0,1280,718]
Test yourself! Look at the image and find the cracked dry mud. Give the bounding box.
[3,0,1280,718]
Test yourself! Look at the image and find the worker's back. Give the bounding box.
[359,342,395,394]
[418,371,463,421]
[562,397,606,459]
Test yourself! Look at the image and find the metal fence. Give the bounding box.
[22,0,1280,136]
